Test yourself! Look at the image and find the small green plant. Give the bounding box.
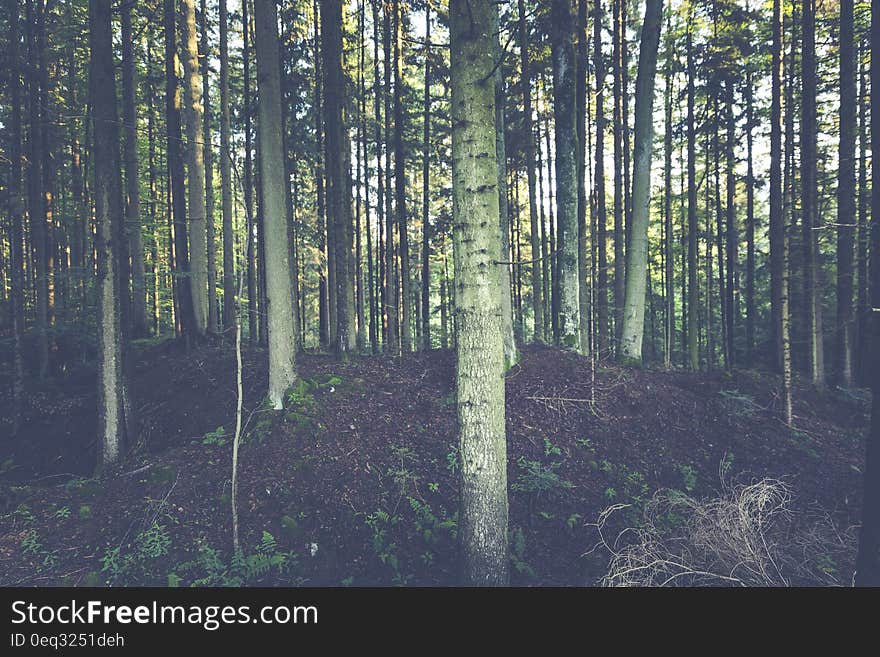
[576,437,595,452]
[543,437,562,458]
[175,532,300,586]
[52,506,71,520]
[445,447,459,475]
[365,510,403,580]
[78,505,92,520]
[12,504,35,525]
[511,458,574,497]
[678,464,698,493]
[509,527,536,579]
[21,529,59,570]
[387,445,420,500]
[202,426,228,446]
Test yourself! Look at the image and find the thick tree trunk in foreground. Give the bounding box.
[620,0,663,362]
[253,0,298,408]
[550,0,581,350]
[450,0,509,586]
[90,0,130,467]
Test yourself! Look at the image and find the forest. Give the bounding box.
[0,0,878,588]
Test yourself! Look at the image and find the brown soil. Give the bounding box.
[0,340,868,586]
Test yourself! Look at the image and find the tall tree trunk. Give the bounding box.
[165,0,195,338]
[612,0,625,351]
[836,0,856,386]
[801,0,824,385]
[90,0,131,467]
[220,0,235,330]
[594,0,609,356]
[685,18,698,371]
[253,0,299,408]
[122,0,149,338]
[181,0,208,336]
[745,68,756,366]
[494,3,518,367]
[663,6,674,368]
[770,0,792,423]
[857,39,869,384]
[25,0,48,379]
[312,1,328,348]
[372,0,386,349]
[724,78,737,369]
[383,1,399,353]
[450,0,509,586]
[393,0,411,353]
[575,0,590,356]
[550,0,581,350]
[421,4,431,351]
[7,0,25,433]
[519,0,544,344]
[200,0,217,334]
[619,0,663,362]
[322,0,355,358]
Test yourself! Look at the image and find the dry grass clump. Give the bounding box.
[587,474,855,587]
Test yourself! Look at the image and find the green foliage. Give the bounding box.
[202,426,228,446]
[387,445,420,499]
[365,510,403,581]
[174,532,300,587]
[78,505,92,520]
[51,506,71,520]
[12,504,35,525]
[678,464,698,493]
[543,437,562,458]
[21,529,59,570]
[509,527,536,579]
[511,458,574,498]
[445,447,459,475]
[101,519,171,585]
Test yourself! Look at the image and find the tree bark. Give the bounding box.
[550,0,581,350]
[220,0,236,330]
[619,0,663,362]
[122,0,149,338]
[253,0,299,407]
[7,0,25,433]
[836,0,856,386]
[450,0,509,585]
[90,0,131,467]
[801,0,824,385]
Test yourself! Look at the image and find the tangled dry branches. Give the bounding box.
[586,476,856,587]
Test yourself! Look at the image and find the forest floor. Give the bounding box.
[0,339,869,586]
